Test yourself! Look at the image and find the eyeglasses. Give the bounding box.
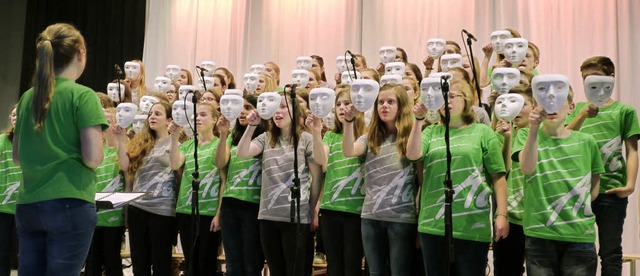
[447,94,464,100]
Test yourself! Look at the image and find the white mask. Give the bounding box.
[197,77,215,91]
[178,85,198,101]
[584,75,614,107]
[380,74,402,86]
[154,76,172,93]
[124,61,141,79]
[172,101,195,127]
[139,96,160,114]
[225,89,244,97]
[420,77,446,110]
[385,62,406,76]
[296,56,313,70]
[257,92,282,119]
[492,68,521,94]
[115,103,138,128]
[165,65,181,81]
[243,73,259,94]
[292,70,310,88]
[440,54,462,72]
[341,71,361,85]
[336,55,353,74]
[183,117,195,137]
[495,94,525,121]
[350,79,380,112]
[323,111,336,129]
[309,88,336,118]
[250,64,266,74]
[503,38,528,65]
[220,95,244,122]
[428,72,453,79]
[379,46,397,64]
[201,61,217,77]
[490,30,513,54]
[132,114,147,133]
[532,74,570,113]
[107,82,125,102]
[426,38,446,59]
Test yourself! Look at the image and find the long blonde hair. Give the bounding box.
[333,84,365,137]
[126,101,172,176]
[32,23,86,131]
[366,84,413,157]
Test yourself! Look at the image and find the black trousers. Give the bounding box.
[127,206,176,276]
[85,226,125,276]
[176,213,221,276]
[259,220,313,276]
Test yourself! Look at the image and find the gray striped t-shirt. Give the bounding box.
[357,135,417,224]
[130,137,177,217]
[253,132,315,223]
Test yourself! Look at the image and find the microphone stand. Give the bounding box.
[285,84,304,275]
[186,68,204,276]
[441,76,455,276]
[464,33,483,108]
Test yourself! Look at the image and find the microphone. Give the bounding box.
[114,64,123,76]
[345,50,358,80]
[195,65,208,73]
[462,29,478,42]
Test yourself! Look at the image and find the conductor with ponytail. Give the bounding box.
[12,23,108,275]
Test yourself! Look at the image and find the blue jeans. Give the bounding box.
[361,219,416,276]
[16,198,97,276]
[420,233,489,276]
[592,193,627,276]
[525,236,596,276]
[220,198,264,276]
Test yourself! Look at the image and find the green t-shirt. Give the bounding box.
[0,134,21,214]
[497,128,526,225]
[222,136,262,204]
[320,131,365,214]
[512,127,604,243]
[175,138,221,216]
[419,124,505,242]
[15,77,108,204]
[95,146,125,227]
[567,102,640,193]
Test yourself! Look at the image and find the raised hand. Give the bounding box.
[305,111,323,134]
[246,110,261,126]
[217,116,230,136]
[529,107,547,129]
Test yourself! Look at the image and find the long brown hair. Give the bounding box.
[332,85,365,137]
[267,92,305,148]
[231,94,267,146]
[366,84,413,157]
[4,104,17,142]
[126,101,172,176]
[32,23,86,131]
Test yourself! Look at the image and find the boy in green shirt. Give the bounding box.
[515,78,604,275]
[567,56,640,275]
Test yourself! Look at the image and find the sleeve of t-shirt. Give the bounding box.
[511,128,529,162]
[481,126,506,174]
[588,136,605,175]
[421,125,434,162]
[179,140,192,155]
[252,132,266,153]
[322,131,333,147]
[356,134,368,154]
[76,90,108,130]
[565,102,585,125]
[622,105,640,140]
[302,132,315,163]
